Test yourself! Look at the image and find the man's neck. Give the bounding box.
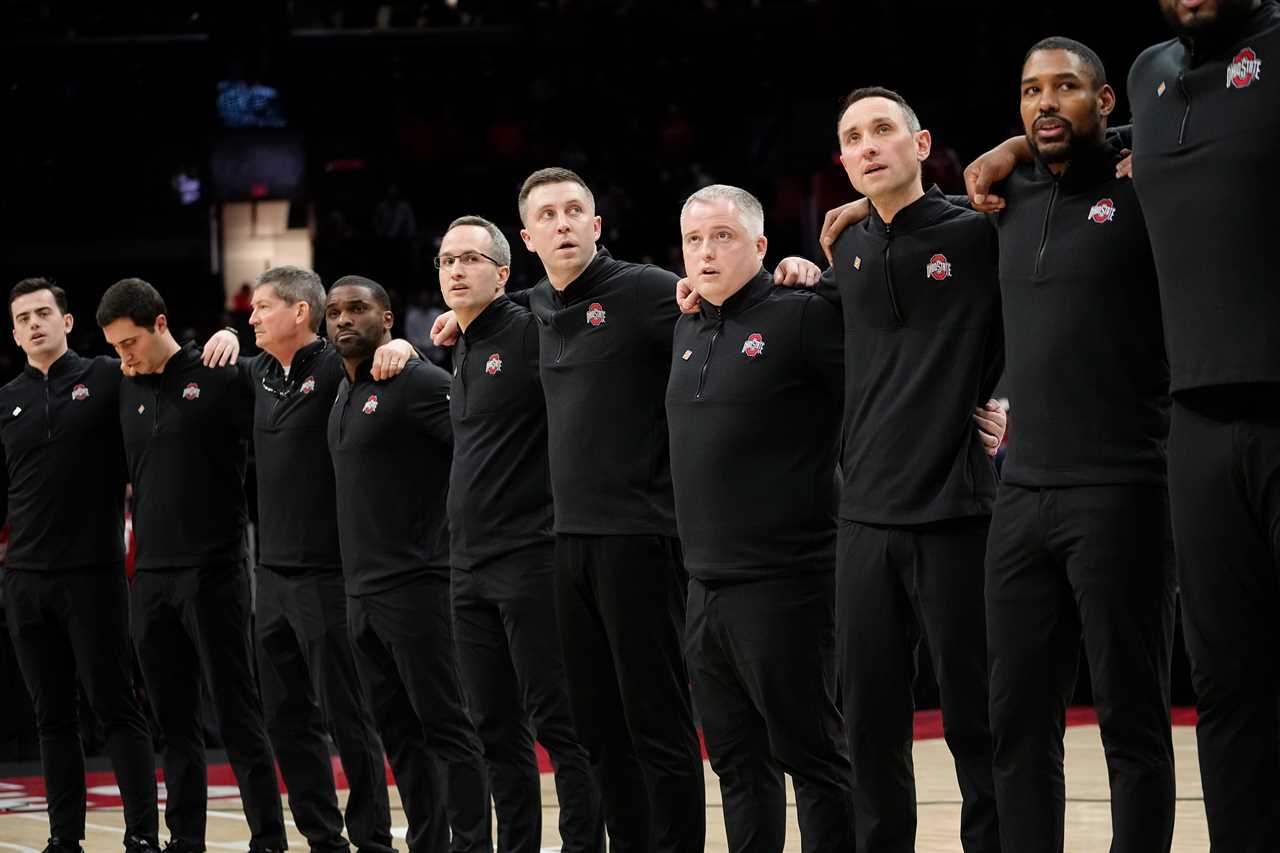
[27,342,69,376]
[265,331,319,370]
[548,246,598,292]
[455,297,496,333]
[870,180,926,224]
[154,335,183,373]
[700,267,762,308]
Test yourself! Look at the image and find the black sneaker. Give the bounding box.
[125,836,163,853]
[40,840,83,853]
[160,841,205,853]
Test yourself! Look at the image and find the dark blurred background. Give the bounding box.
[0,0,1168,370]
[0,2,1186,759]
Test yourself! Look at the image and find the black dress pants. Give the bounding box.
[1168,393,1280,853]
[555,533,705,853]
[836,517,998,853]
[256,567,394,853]
[985,483,1176,853]
[686,572,854,853]
[130,563,285,851]
[3,567,158,846]
[452,543,603,853]
[346,573,489,853]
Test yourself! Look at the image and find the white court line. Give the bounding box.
[12,810,275,850]
[206,808,299,828]
[0,843,39,853]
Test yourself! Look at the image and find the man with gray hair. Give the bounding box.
[438,216,604,853]
[201,266,415,853]
[667,185,854,851]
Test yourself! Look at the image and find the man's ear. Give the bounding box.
[915,129,933,163]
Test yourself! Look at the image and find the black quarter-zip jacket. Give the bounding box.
[824,185,1004,525]
[249,337,344,574]
[119,343,254,570]
[1128,0,1280,393]
[526,247,681,536]
[448,296,552,571]
[327,357,453,596]
[0,350,127,571]
[667,269,844,581]
[993,141,1170,487]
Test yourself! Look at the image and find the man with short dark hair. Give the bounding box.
[439,217,604,853]
[0,278,166,853]
[325,275,491,853]
[97,278,285,853]
[963,4,1280,846]
[825,89,1003,853]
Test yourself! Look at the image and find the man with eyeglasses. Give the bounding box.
[437,216,603,853]
[199,267,415,853]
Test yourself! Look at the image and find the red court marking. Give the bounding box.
[0,708,1198,811]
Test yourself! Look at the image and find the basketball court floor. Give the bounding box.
[0,711,1208,851]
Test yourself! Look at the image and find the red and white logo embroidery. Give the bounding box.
[182,383,200,401]
[1227,48,1262,89]
[586,302,607,327]
[926,254,952,281]
[741,333,765,358]
[70,384,90,401]
[485,353,503,375]
[300,376,316,395]
[362,394,379,414]
[1088,198,1117,224]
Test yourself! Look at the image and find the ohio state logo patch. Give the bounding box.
[71,384,90,401]
[362,395,378,414]
[1227,48,1262,89]
[1088,198,1117,224]
[926,254,952,281]
[586,302,607,327]
[182,383,200,401]
[741,333,765,358]
[485,353,503,375]
[300,376,316,395]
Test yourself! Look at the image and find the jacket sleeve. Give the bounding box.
[815,264,842,309]
[977,232,1006,402]
[407,363,454,447]
[800,294,845,403]
[230,358,256,441]
[506,287,533,310]
[634,265,682,360]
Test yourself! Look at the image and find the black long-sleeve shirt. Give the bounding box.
[667,269,844,581]
[0,351,127,571]
[1128,0,1280,394]
[526,247,680,537]
[448,297,553,571]
[993,142,1169,487]
[327,357,453,596]
[119,344,254,570]
[249,338,344,574]
[823,185,1004,525]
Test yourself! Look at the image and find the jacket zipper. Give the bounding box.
[151,381,162,437]
[696,319,722,399]
[1176,71,1190,145]
[1034,182,1058,277]
[43,375,51,440]
[883,223,903,325]
[459,347,470,418]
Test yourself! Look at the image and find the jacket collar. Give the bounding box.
[554,246,613,306]
[701,267,773,321]
[24,348,78,381]
[1180,1,1280,62]
[1030,136,1123,191]
[868,185,952,237]
[460,295,520,344]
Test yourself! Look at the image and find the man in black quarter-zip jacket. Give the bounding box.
[667,185,854,853]
[439,217,603,853]
[963,4,1280,848]
[429,168,821,853]
[234,265,415,853]
[97,278,285,853]
[824,89,1003,853]
[324,275,490,853]
[981,41,1174,853]
[0,278,171,853]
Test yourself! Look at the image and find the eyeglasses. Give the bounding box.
[433,251,502,270]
